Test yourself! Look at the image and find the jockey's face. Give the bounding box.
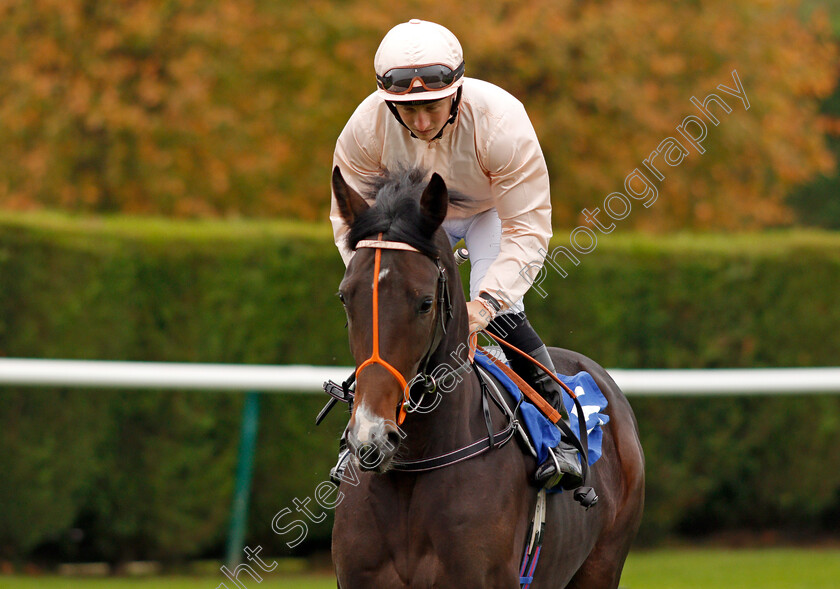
[394,97,453,141]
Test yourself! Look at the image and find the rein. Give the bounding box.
[479,331,593,490]
[479,331,579,416]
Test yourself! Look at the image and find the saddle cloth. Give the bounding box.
[473,350,609,467]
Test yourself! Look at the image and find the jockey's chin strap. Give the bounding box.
[354,234,452,425]
[385,86,463,141]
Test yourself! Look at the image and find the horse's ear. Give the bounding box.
[332,166,370,224]
[420,172,448,229]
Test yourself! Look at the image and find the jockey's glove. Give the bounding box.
[466,298,497,333]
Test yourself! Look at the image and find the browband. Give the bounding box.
[356,240,421,253]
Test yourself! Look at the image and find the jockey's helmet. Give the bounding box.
[374,19,465,103]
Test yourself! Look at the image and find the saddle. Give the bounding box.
[473,349,610,474]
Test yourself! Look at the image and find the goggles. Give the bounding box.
[376,61,465,95]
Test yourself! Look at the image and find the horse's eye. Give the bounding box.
[337,292,346,305]
[417,297,434,314]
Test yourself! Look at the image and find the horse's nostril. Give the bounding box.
[386,431,401,450]
[357,443,382,470]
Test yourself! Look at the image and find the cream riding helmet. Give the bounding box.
[374,19,465,138]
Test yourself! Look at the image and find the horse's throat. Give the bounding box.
[396,374,478,459]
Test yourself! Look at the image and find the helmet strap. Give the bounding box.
[385,86,463,141]
[432,85,463,140]
[385,100,417,138]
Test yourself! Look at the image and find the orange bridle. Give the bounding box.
[354,236,430,425]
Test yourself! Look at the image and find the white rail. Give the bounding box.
[605,367,840,396]
[0,358,350,392]
[2,358,840,396]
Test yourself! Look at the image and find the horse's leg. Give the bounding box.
[564,494,642,589]
[563,459,644,588]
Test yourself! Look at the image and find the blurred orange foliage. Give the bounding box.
[0,0,836,229]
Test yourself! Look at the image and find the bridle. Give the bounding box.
[354,234,452,425]
[320,235,518,474]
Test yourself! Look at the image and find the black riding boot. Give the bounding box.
[509,345,584,491]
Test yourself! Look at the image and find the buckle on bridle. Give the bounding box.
[435,258,452,331]
[403,373,437,414]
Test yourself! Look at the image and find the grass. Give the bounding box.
[2,548,839,588]
[619,548,840,589]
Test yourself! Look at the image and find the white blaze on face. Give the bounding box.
[378,267,390,283]
[353,402,385,444]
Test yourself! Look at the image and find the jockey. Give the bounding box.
[329,19,583,491]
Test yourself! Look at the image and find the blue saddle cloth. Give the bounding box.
[474,351,609,467]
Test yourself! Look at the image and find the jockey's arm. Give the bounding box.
[330,112,383,266]
[476,101,553,310]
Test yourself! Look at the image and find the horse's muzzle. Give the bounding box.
[347,428,402,473]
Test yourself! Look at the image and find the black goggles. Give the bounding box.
[376,61,465,95]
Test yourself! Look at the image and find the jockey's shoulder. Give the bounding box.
[341,93,392,141]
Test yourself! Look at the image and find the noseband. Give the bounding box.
[354,235,452,424]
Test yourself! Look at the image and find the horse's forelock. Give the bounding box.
[346,167,463,259]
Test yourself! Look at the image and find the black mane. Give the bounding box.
[345,167,469,258]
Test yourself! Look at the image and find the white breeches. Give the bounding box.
[442,208,525,314]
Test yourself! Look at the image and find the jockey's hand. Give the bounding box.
[466,298,496,334]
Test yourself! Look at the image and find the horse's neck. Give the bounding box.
[398,246,482,456]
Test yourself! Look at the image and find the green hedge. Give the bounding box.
[1,213,839,561]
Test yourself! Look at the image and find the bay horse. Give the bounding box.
[330,166,644,588]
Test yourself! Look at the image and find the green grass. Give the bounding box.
[619,548,840,589]
[2,548,839,589]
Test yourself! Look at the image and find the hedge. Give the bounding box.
[0,212,838,562]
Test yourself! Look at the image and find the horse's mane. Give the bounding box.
[346,167,470,259]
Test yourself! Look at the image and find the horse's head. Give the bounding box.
[333,166,466,472]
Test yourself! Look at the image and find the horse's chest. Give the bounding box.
[333,477,524,588]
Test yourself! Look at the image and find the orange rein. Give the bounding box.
[354,235,423,425]
[476,330,578,425]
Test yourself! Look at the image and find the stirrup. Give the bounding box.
[329,448,352,486]
[534,442,583,491]
[534,449,564,489]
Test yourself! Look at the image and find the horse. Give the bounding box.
[329,165,645,588]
